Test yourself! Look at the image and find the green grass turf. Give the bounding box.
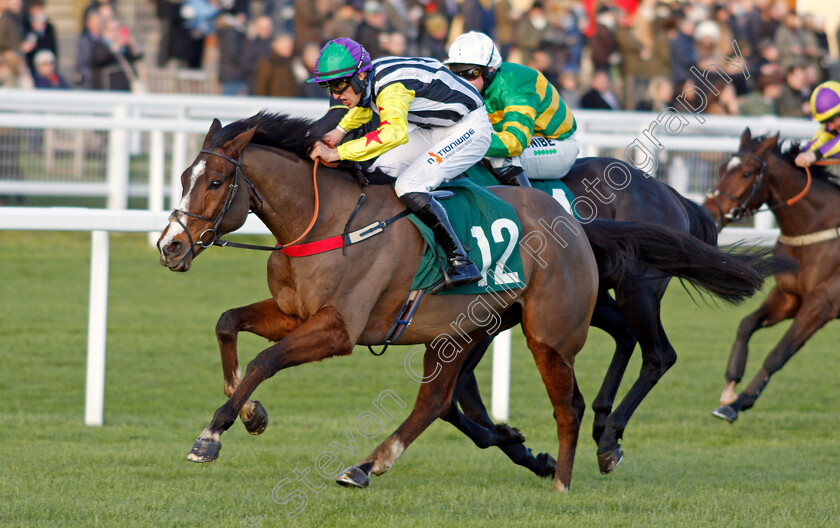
[1,231,839,527]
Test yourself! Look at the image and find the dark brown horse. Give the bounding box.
[156,113,768,492]
[704,128,839,423]
[440,157,771,476]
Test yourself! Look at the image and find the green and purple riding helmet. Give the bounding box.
[307,38,372,95]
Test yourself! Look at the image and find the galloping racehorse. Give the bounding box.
[704,128,839,423]
[157,113,769,491]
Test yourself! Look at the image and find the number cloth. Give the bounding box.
[407,168,525,294]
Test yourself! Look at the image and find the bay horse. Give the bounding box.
[704,128,838,423]
[157,113,768,492]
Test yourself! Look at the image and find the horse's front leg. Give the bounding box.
[188,306,352,463]
[719,286,799,406]
[336,341,468,488]
[713,285,836,423]
[215,299,302,435]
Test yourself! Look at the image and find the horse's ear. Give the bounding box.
[755,132,778,159]
[740,127,751,149]
[203,118,223,149]
[224,126,258,158]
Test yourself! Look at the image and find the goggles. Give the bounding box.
[321,77,353,95]
[455,67,483,81]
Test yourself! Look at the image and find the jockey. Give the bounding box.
[307,38,491,291]
[444,31,579,187]
[795,80,840,167]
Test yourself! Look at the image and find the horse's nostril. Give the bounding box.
[166,242,180,255]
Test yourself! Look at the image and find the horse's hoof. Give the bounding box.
[495,423,526,445]
[335,465,370,488]
[535,452,557,478]
[187,437,221,463]
[241,400,269,435]
[711,405,738,423]
[597,446,623,475]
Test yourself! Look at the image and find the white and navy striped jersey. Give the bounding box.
[335,56,485,162]
[370,57,484,128]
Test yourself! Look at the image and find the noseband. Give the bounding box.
[160,149,262,262]
[705,152,769,225]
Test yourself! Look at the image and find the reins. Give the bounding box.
[173,149,409,258]
[708,154,839,224]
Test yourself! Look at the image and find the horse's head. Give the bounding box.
[704,127,778,229]
[158,119,258,271]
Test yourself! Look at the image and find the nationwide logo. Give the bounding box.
[426,128,476,165]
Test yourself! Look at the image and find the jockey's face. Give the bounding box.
[332,72,366,108]
[454,65,485,93]
[826,114,840,135]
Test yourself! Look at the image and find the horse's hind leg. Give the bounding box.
[441,337,525,448]
[215,299,302,434]
[453,338,556,478]
[595,281,672,475]
[589,291,637,447]
[718,286,798,406]
[713,287,835,423]
[336,341,469,488]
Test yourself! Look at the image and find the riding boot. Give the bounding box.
[401,192,482,292]
[494,165,531,187]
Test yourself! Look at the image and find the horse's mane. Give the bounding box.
[209,111,323,159]
[750,134,838,183]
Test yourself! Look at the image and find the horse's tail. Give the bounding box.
[664,185,719,246]
[582,219,788,304]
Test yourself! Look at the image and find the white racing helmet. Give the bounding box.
[445,31,502,70]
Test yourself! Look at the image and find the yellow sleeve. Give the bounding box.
[337,106,373,133]
[337,83,414,162]
[805,126,840,158]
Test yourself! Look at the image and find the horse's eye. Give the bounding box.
[741,171,752,179]
[209,180,223,190]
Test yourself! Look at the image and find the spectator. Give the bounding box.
[636,75,674,113]
[417,12,449,61]
[774,11,805,71]
[293,0,323,53]
[294,41,328,99]
[82,0,116,29]
[155,0,204,69]
[0,0,34,63]
[669,13,696,85]
[324,3,360,43]
[558,71,580,109]
[776,63,810,117]
[32,49,68,88]
[216,9,247,95]
[746,0,778,45]
[75,9,102,87]
[739,73,783,116]
[242,15,274,94]
[90,18,142,91]
[254,33,297,97]
[614,8,647,110]
[514,2,549,58]
[582,70,621,110]
[355,1,391,60]
[22,1,57,76]
[588,7,616,72]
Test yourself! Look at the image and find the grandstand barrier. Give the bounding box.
[0,206,779,424]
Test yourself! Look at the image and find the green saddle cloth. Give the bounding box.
[464,165,579,220]
[408,166,526,294]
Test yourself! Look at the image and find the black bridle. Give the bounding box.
[705,152,770,225]
[159,149,263,264]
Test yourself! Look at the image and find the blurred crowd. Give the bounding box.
[0,0,837,119]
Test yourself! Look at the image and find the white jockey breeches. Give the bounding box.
[489,132,580,180]
[372,107,493,197]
